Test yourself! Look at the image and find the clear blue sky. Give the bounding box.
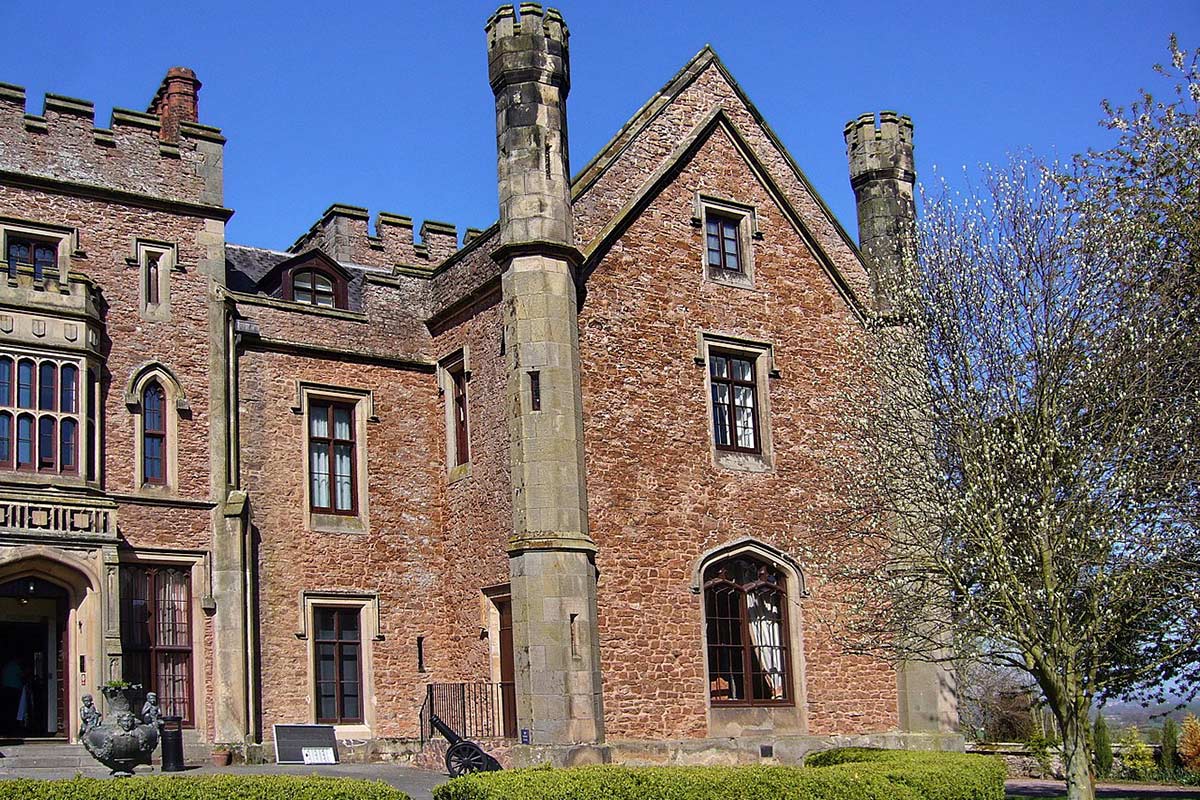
[1,1,1196,251]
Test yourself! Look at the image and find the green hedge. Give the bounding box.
[433,748,1005,800]
[0,775,410,800]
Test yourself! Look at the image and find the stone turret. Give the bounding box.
[845,111,915,315]
[486,4,606,755]
[488,3,573,249]
[847,112,958,735]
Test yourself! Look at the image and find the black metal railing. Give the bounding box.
[419,682,517,743]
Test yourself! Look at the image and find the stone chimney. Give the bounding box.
[148,67,201,142]
[845,111,915,316]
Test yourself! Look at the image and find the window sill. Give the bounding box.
[714,450,773,474]
[136,482,174,496]
[331,722,372,739]
[704,268,756,291]
[309,513,368,535]
[447,462,472,485]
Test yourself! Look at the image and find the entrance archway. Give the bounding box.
[0,552,98,742]
[0,577,69,738]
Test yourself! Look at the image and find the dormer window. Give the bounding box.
[290,268,342,309]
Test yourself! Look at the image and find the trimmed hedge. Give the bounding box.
[0,775,410,799]
[433,748,1005,800]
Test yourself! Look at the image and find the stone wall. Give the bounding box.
[578,112,897,739]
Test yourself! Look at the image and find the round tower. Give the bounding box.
[844,111,916,315]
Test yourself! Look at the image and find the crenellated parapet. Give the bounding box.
[287,203,465,271]
[0,76,224,209]
[844,110,915,190]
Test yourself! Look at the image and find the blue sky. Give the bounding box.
[1,1,1196,251]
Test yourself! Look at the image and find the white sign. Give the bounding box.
[302,747,336,765]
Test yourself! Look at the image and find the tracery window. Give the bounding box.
[0,353,82,474]
[704,554,791,706]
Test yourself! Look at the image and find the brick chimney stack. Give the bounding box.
[148,67,201,142]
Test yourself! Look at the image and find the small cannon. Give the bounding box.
[428,712,501,777]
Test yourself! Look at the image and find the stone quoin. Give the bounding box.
[0,4,957,766]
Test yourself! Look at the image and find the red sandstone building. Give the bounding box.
[0,5,955,764]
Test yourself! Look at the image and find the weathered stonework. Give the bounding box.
[0,2,957,763]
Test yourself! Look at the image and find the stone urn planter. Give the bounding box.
[210,747,233,767]
[79,683,161,777]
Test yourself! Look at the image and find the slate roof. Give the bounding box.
[224,243,378,313]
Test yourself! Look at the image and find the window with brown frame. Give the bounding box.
[290,268,343,309]
[313,606,363,724]
[6,236,57,280]
[705,213,742,273]
[142,381,166,485]
[709,352,760,453]
[309,400,357,514]
[0,353,82,474]
[120,564,194,725]
[704,554,792,706]
[450,365,469,466]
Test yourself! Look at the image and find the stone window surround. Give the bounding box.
[291,381,374,535]
[694,331,779,473]
[128,239,178,322]
[692,193,761,290]
[691,537,808,737]
[125,362,190,495]
[294,590,382,738]
[436,347,471,483]
[119,548,212,736]
[0,217,77,288]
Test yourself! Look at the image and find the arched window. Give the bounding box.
[60,364,77,413]
[38,362,56,411]
[145,252,161,307]
[60,418,77,473]
[16,413,33,469]
[37,416,56,470]
[703,554,792,706]
[17,359,34,408]
[0,357,12,405]
[0,412,11,466]
[142,381,166,485]
[291,269,339,308]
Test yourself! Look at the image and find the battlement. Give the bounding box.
[486,4,568,47]
[844,111,915,187]
[485,4,569,91]
[289,204,466,270]
[0,71,225,209]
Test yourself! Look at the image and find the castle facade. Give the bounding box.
[0,5,955,764]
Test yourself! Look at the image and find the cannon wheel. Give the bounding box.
[446,740,488,777]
